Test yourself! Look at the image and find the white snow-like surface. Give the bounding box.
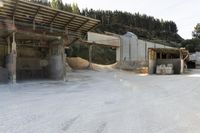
[1,69,200,133]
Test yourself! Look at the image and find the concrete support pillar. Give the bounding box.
[9,32,17,83]
[7,36,11,54]
[88,44,93,69]
[148,49,156,74]
[119,37,123,70]
[49,43,65,80]
[61,41,66,81]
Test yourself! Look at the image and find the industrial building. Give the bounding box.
[87,32,189,74]
[0,0,99,83]
[148,48,189,74]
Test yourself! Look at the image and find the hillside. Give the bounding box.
[81,9,183,47]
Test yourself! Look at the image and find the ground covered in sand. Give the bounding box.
[1,68,200,133]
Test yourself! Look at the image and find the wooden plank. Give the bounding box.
[16,6,38,13]
[17,2,38,10]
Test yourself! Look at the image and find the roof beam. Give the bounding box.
[33,7,41,21]
[68,38,79,46]
[50,12,59,25]
[80,40,119,48]
[50,12,59,32]
[12,0,19,17]
[87,23,99,32]
[33,7,41,30]
[75,19,90,32]
[64,16,76,28]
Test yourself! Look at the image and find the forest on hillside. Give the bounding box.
[81,9,183,45]
[26,0,183,46]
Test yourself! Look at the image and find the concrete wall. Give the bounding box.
[118,35,173,70]
[137,40,146,61]
[88,32,120,47]
[157,59,183,74]
[149,60,156,74]
[87,32,174,71]
[116,46,120,62]
[121,34,138,61]
[132,39,172,62]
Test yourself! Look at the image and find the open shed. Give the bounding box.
[148,48,189,74]
[0,0,99,83]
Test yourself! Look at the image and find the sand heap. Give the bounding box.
[66,57,116,71]
[66,57,90,70]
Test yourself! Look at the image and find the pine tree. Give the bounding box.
[193,23,200,39]
[72,3,80,14]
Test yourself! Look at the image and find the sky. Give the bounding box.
[63,0,200,39]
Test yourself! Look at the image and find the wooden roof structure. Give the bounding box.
[0,0,100,45]
[149,48,189,60]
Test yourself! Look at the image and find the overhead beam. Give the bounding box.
[17,30,61,40]
[50,12,59,25]
[87,23,99,32]
[81,40,119,48]
[0,27,61,40]
[33,7,41,21]
[75,19,90,32]
[12,0,19,17]
[50,12,59,32]
[68,38,79,46]
[64,16,76,28]
[33,7,41,30]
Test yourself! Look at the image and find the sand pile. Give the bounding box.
[66,57,116,71]
[66,57,90,70]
